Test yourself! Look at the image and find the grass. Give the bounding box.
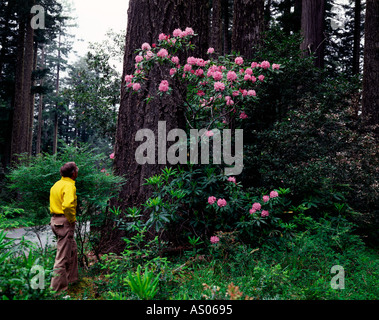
[65,229,378,300]
[1,212,378,300]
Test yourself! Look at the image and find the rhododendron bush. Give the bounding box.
[124,27,282,130]
[123,28,288,243]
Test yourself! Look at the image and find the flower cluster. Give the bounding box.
[249,190,279,217]
[208,196,227,208]
[123,27,281,126]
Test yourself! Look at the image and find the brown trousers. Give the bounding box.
[50,215,78,292]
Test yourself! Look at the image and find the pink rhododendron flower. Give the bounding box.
[251,76,257,83]
[171,56,179,64]
[208,196,216,205]
[260,61,270,69]
[141,42,151,50]
[144,51,154,60]
[184,27,195,36]
[210,236,220,244]
[212,71,223,81]
[240,111,248,119]
[187,56,197,65]
[159,80,169,92]
[249,208,256,214]
[184,64,192,72]
[258,75,265,81]
[125,75,133,83]
[245,68,253,75]
[158,33,167,41]
[263,195,270,203]
[109,153,115,159]
[101,168,106,173]
[232,91,240,96]
[261,210,269,217]
[157,48,168,58]
[226,99,234,106]
[247,90,256,96]
[173,28,182,37]
[197,90,205,96]
[170,68,177,76]
[244,74,252,81]
[195,68,204,77]
[270,190,279,198]
[196,58,207,67]
[235,56,244,65]
[272,63,280,70]
[252,202,261,211]
[227,70,237,81]
[217,198,227,207]
[132,83,141,91]
[207,47,215,54]
[228,176,236,183]
[135,55,143,63]
[205,130,214,137]
[251,62,258,68]
[214,81,225,91]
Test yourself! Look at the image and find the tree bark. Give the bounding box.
[211,0,222,55]
[231,0,265,59]
[36,45,45,155]
[107,0,209,251]
[11,9,35,162]
[222,0,231,55]
[352,0,362,75]
[362,0,379,135]
[300,0,326,68]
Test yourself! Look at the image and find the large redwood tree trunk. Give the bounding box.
[231,0,265,60]
[300,0,326,68]
[103,0,209,252]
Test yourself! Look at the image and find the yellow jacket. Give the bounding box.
[50,177,77,223]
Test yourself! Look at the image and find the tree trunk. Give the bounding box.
[36,45,45,155]
[352,0,362,75]
[300,0,326,68]
[107,0,209,252]
[222,0,231,55]
[11,9,35,162]
[231,0,265,59]
[53,32,61,155]
[362,0,379,136]
[211,0,222,55]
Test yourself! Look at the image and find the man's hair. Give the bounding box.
[60,162,78,178]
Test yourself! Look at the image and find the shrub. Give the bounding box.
[7,143,125,265]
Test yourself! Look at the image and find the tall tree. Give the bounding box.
[300,0,326,68]
[107,0,209,250]
[10,0,35,162]
[231,0,265,59]
[362,0,379,135]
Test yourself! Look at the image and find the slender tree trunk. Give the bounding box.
[53,32,61,154]
[362,0,379,136]
[36,45,45,155]
[222,0,231,55]
[231,0,265,59]
[352,0,362,75]
[300,0,326,68]
[28,41,38,154]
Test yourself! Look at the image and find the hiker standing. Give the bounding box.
[49,162,79,292]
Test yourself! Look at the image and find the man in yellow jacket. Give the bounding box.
[49,162,79,292]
